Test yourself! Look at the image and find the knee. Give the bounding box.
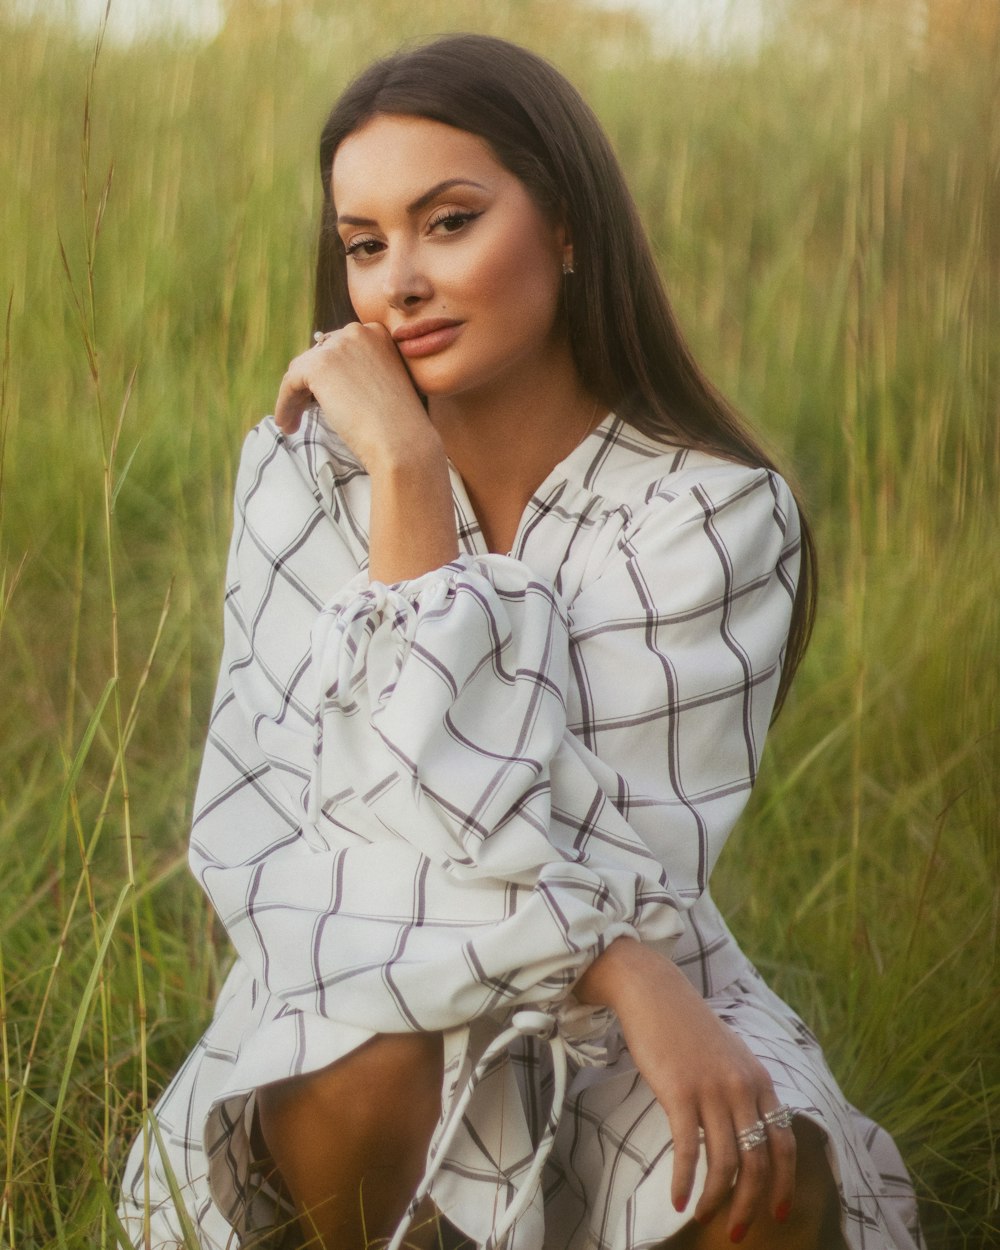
[258,1032,443,1145]
[350,1032,444,1127]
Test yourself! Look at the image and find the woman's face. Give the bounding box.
[331,113,569,400]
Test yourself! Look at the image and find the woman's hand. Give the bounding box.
[274,322,432,472]
[274,323,458,583]
[575,938,796,1239]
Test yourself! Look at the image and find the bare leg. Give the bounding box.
[256,1032,445,1249]
[664,1120,847,1250]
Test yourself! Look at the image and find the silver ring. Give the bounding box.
[312,331,331,345]
[736,1120,767,1152]
[763,1105,796,1130]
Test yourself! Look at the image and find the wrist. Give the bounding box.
[575,937,668,1011]
[366,430,459,583]
[576,938,709,1052]
[364,420,445,479]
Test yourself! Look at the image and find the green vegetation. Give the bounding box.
[0,1,996,1245]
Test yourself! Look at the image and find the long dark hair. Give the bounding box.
[313,34,816,711]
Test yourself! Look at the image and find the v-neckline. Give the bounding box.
[447,413,619,559]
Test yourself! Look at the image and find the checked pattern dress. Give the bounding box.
[119,413,924,1250]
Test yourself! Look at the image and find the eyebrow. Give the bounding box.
[336,178,489,227]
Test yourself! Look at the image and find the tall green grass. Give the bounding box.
[0,1,996,1245]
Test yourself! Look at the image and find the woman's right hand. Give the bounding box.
[274,322,435,473]
[275,323,458,583]
[574,937,797,1240]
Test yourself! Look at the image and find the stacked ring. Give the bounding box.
[763,1105,796,1131]
[736,1121,767,1152]
[736,1104,795,1152]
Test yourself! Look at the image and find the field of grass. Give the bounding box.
[0,0,997,1245]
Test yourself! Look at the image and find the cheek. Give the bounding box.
[463,228,561,325]
[345,269,378,321]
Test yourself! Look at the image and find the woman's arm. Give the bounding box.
[192,423,682,1038]
[273,322,459,582]
[576,936,797,1234]
[563,470,802,1236]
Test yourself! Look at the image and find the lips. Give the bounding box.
[392,318,464,359]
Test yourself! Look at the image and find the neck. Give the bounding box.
[427,349,602,553]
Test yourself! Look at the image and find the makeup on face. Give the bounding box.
[331,114,568,401]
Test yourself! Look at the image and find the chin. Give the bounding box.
[407,350,529,403]
[404,360,473,399]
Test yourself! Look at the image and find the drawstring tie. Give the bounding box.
[387,1010,568,1250]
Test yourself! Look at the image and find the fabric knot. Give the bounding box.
[552,1000,617,1067]
[510,1009,558,1039]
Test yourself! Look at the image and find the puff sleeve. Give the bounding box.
[190,420,798,1036]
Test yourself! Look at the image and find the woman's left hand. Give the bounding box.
[575,937,797,1238]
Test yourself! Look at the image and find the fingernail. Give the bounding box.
[730,1225,748,1244]
[775,1200,792,1223]
[673,1198,688,1213]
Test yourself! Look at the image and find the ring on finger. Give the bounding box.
[736,1120,768,1152]
[763,1105,796,1131]
[312,331,332,345]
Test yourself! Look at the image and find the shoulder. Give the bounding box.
[568,416,797,532]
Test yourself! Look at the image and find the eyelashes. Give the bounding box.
[427,208,481,234]
[342,209,483,261]
[342,235,382,260]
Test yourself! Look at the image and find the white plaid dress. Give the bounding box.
[119,412,923,1250]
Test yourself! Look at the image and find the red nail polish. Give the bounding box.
[730,1224,748,1244]
[673,1197,687,1213]
[775,1200,792,1223]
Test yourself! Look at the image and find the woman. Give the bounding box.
[120,34,924,1250]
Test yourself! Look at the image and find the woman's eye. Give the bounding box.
[343,236,383,260]
[428,210,480,235]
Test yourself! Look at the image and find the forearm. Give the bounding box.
[366,432,459,583]
[575,934,701,1017]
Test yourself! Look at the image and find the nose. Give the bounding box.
[382,243,433,312]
